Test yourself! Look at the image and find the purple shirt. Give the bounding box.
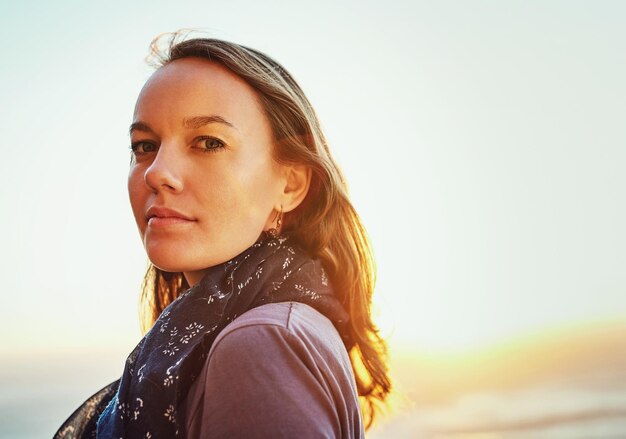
[180,302,364,438]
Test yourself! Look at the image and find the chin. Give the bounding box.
[145,244,196,273]
[147,256,187,273]
[145,245,222,274]
[143,232,263,273]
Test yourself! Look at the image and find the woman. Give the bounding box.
[55,33,390,438]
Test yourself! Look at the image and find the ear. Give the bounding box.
[278,164,312,213]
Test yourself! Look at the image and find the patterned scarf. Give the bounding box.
[54,233,349,438]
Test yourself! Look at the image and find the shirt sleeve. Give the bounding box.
[184,312,353,438]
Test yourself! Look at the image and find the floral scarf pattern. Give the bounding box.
[54,233,349,438]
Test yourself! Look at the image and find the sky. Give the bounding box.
[0,0,625,362]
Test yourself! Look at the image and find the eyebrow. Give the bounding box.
[129,121,153,135]
[129,115,236,135]
[183,115,236,130]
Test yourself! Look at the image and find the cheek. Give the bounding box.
[196,175,251,224]
[236,163,279,209]
[198,164,276,228]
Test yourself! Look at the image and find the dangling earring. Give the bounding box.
[266,205,283,238]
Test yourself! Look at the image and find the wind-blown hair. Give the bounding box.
[138,32,391,428]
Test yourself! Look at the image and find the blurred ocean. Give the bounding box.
[369,321,626,438]
[4,362,626,438]
[369,384,626,438]
[0,350,127,439]
[3,321,626,438]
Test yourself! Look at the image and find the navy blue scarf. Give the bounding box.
[54,233,349,438]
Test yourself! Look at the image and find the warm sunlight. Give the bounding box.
[370,318,626,436]
[2,1,625,437]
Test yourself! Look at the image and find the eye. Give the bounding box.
[195,136,225,153]
[130,141,158,154]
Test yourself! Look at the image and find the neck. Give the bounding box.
[183,269,207,287]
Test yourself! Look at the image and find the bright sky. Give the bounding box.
[1,0,625,359]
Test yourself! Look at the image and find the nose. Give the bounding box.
[144,146,184,193]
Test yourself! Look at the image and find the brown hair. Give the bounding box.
[138,32,391,428]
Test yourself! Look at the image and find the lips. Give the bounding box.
[146,206,196,227]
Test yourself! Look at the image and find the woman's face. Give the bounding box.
[128,58,285,285]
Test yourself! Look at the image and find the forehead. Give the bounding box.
[134,57,265,123]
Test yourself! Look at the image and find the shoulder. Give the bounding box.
[184,302,363,438]
[208,302,357,408]
[214,301,348,362]
[217,301,322,339]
